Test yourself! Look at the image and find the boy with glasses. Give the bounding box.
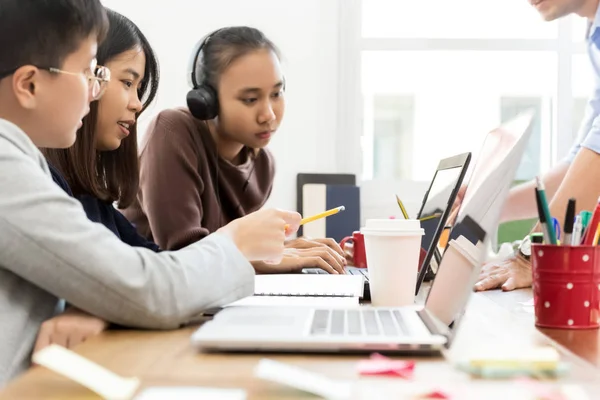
[0,0,300,385]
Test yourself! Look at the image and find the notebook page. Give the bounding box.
[254,275,364,297]
[227,295,359,307]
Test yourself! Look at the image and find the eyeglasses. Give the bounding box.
[0,59,111,101]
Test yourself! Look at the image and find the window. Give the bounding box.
[362,0,556,39]
[362,51,556,180]
[339,0,589,183]
[364,95,414,180]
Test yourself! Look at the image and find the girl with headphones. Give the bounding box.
[123,26,346,274]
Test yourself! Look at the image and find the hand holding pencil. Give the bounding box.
[220,208,301,263]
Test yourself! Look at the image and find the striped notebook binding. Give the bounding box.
[254,275,365,298]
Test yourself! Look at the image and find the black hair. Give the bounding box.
[43,8,160,208]
[195,26,281,89]
[0,0,108,79]
[97,9,159,113]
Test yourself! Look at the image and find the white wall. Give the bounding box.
[101,0,341,211]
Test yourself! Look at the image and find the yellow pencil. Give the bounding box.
[593,222,600,245]
[395,195,409,219]
[301,206,345,225]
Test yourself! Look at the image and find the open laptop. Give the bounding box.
[190,112,534,354]
[304,152,471,298]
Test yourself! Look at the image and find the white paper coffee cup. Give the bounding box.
[426,235,482,326]
[361,219,424,307]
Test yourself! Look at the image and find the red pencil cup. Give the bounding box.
[531,244,600,329]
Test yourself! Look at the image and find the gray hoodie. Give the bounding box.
[0,118,254,386]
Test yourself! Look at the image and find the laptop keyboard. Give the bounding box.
[310,309,411,336]
[305,267,369,281]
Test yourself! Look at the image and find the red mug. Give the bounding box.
[340,232,367,269]
[341,231,428,271]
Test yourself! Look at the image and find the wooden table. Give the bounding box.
[1,289,600,399]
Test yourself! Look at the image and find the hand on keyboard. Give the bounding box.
[253,247,346,274]
[285,237,345,258]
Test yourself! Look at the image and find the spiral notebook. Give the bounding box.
[254,275,364,298]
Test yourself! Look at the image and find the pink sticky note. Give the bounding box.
[418,390,452,399]
[357,353,415,379]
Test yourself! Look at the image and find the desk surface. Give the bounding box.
[1,289,600,399]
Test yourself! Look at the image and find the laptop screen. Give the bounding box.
[454,111,537,239]
[424,112,535,344]
[414,153,471,294]
[419,168,464,250]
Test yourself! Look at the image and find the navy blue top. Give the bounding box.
[48,163,160,252]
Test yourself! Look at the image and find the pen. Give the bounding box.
[395,195,410,219]
[535,177,557,245]
[552,217,561,243]
[563,198,575,246]
[572,215,583,246]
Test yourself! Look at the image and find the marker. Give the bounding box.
[535,178,556,245]
[530,232,544,244]
[535,188,552,245]
[563,198,576,246]
[572,215,583,246]
[580,210,593,243]
[581,211,592,230]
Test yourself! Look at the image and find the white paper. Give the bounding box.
[522,306,535,314]
[254,274,364,297]
[302,184,327,239]
[32,345,140,400]
[519,299,534,306]
[560,385,590,400]
[254,359,352,400]
[134,387,246,400]
[227,295,359,307]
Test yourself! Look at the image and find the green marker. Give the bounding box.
[579,211,592,242]
[535,177,557,245]
[581,211,592,231]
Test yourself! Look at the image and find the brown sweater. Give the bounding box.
[122,108,275,250]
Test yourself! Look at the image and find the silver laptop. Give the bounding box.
[191,112,534,354]
[304,152,472,298]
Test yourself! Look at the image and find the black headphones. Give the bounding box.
[187,28,287,121]
[186,29,223,120]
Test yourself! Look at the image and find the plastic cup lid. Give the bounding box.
[448,236,481,266]
[364,219,421,231]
